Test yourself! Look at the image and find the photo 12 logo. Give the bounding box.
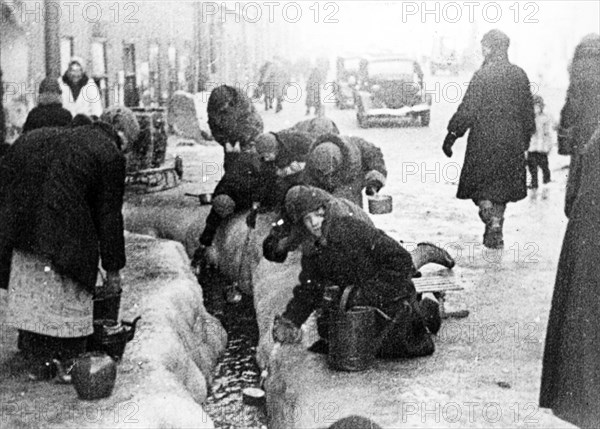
[1,2,140,24]
[400,1,540,24]
[200,2,339,24]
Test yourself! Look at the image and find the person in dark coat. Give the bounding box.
[255,130,313,205]
[271,186,443,358]
[196,85,268,307]
[539,125,600,428]
[22,78,72,134]
[305,67,324,116]
[0,107,135,377]
[442,29,535,249]
[305,133,387,207]
[539,37,600,429]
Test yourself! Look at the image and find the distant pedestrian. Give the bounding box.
[58,57,103,118]
[527,95,555,199]
[305,67,323,116]
[22,78,72,134]
[442,29,535,249]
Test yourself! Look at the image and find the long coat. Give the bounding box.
[447,54,535,204]
[0,123,126,293]
[539,126,600,429]
[305,134,387,207]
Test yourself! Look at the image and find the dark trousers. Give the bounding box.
[527,151,551,189]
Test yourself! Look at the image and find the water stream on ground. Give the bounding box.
[203,296,268,429]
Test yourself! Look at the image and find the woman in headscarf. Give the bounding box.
[58,57,103,118]
[271,186,454,358]
[556,33,600,216]
[0,106,138,379]
[539,34,600,429]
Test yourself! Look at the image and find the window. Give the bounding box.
[60,37,74,74]
[91,39,109,106]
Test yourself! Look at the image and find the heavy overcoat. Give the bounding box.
[22,103,72,134]
[305,134,387,207]
[539,126,600,429]
[0,124,126,293]
[447,54,535,203]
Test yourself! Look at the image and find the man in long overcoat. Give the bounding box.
[442,29,535,248]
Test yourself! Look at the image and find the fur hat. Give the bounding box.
[100,106,140,144]
[285,185,331,223]
[39,78,62,94]
[328,415,382,429]
[309,142,342,175]
[255,133,279,156]
[481,29,510,53]
[212,194,236,218]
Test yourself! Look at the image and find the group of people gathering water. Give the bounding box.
[0,29,599,428]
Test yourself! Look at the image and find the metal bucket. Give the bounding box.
[328,287,377,372]
[368,194,393,215]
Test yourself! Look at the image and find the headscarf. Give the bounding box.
[308,142,343,175]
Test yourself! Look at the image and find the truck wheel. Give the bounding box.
[420,111,430,127]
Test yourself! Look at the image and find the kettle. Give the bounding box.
[70,352,117,400]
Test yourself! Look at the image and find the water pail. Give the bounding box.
[328,287,377,371]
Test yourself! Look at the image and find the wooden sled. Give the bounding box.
[413,275,469,319]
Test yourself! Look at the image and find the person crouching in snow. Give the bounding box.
[271,186,455,358]
[255,130,313,205]
[194,85,268,309]
[304,133,387,207]
[527,95,555,199]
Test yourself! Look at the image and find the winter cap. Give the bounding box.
[481,29,510,53]
[100,106,140,144]
[309,142,342,175]
[68,56,86,71]
[39,78,62,94]
[285,185,331,223]
[328,415,383,429]
[255,133,279,157]
[212,194,236,218]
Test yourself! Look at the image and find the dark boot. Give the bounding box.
[419,296,441,335]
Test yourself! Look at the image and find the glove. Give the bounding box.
[365,180,383,196]
[442,132,457,158]
[272,315,302,344]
